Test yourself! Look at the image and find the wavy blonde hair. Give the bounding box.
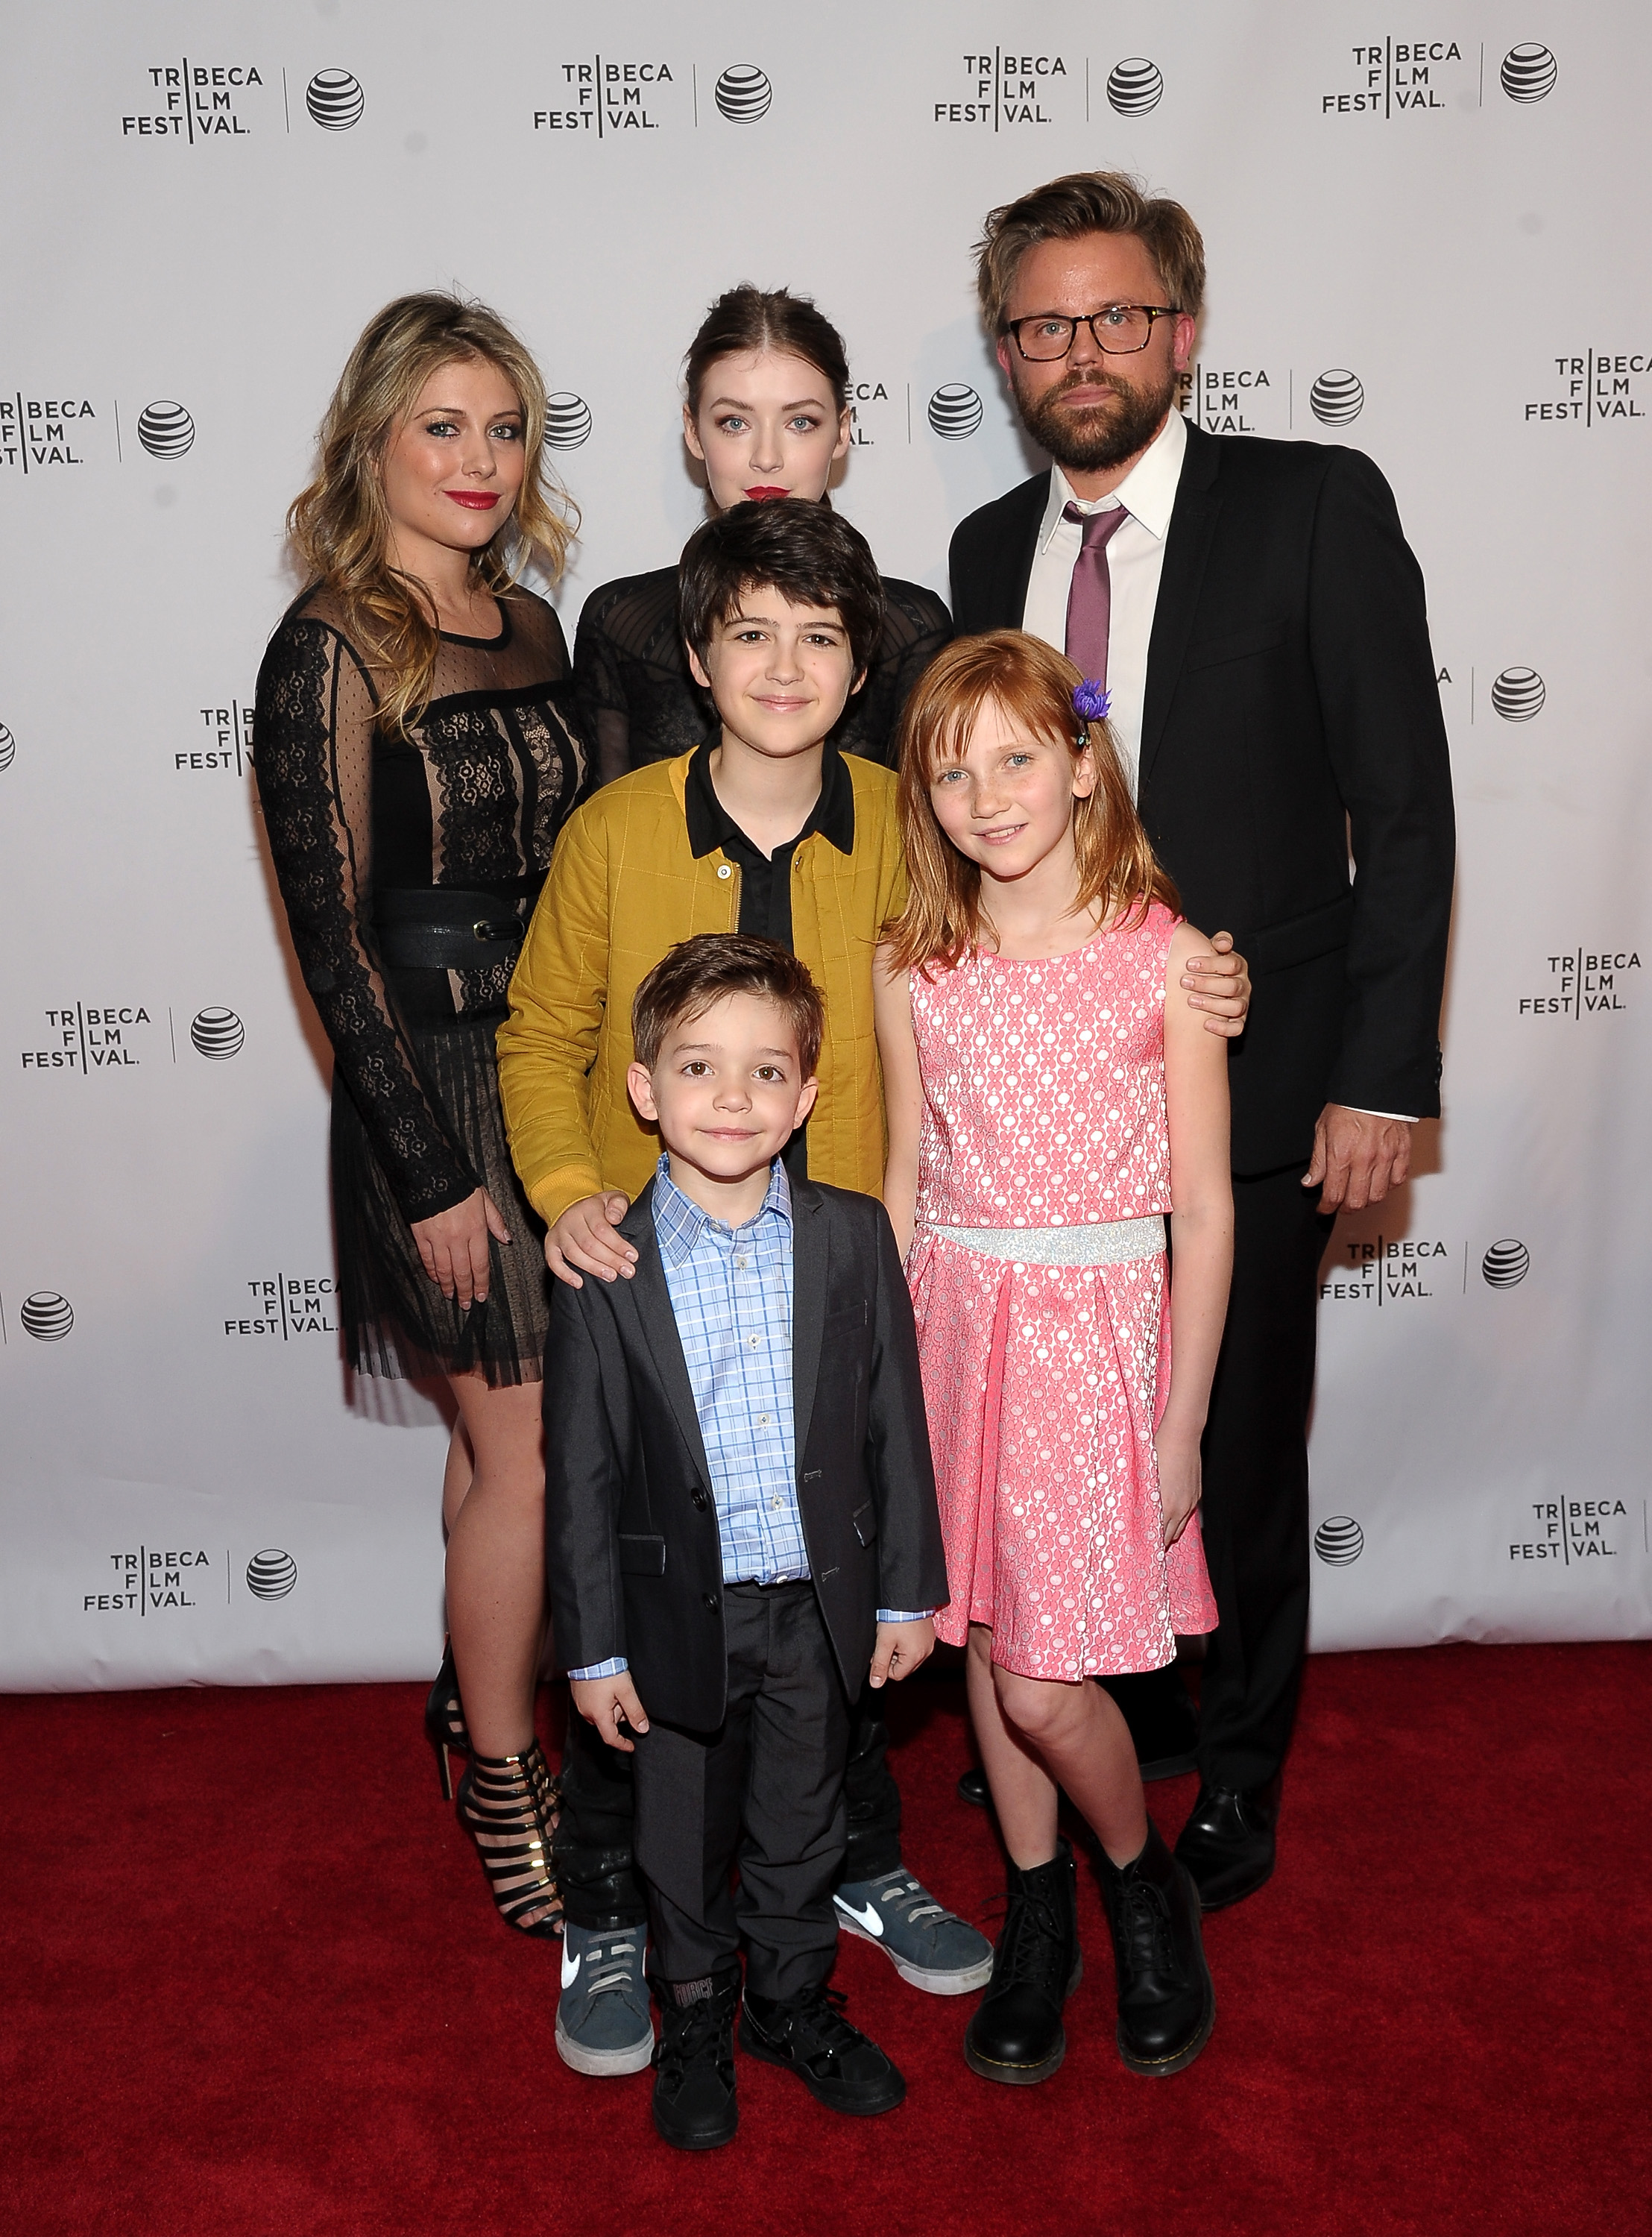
[883,631,1178,975]
[287,292,577,735]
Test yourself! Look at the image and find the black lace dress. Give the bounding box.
[572,564,951,784]
[255,585,590,1384]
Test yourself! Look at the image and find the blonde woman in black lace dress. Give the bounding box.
[256,295,589,1936]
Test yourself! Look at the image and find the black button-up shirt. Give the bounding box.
[682,741,857,1177]
[684,740,856,954]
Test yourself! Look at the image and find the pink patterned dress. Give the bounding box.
[907,900,1216,1680]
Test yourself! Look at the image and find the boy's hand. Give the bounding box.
[868,1617,934,1688]
[546,1192,635,1288]
[1154,1426,1203,1547]
[1180,930,1250,1038]
[571,1672,650,1751]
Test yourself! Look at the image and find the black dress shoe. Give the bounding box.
[1173,1778,1280,1910]
[957,1766,991,1810]
[740,1983,905,2116]
[1097,1823,1214,2077]
[964,1838,1081,2086]
[1098,1667,1200,1781]
[651,1966,741,2151]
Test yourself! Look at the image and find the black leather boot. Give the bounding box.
[1097,1822,1214,2077]
[963,1839,1081,2086]
[651,1963,742,2151]
[1173,1778,1281,1910]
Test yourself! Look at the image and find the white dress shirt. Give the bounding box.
[1020,403,1187,802]
[1019,405,1413,1124]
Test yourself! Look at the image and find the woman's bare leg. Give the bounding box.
[443,1374,545,1760]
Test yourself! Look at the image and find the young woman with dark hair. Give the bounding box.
[573,284,951,784]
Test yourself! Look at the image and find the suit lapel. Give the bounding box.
[1000,474,1046,629]
[617,1185,713,1488]
[1138,421,1224,792]
[790,1182,828,1470]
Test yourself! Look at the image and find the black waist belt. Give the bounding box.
[373,876,543,973]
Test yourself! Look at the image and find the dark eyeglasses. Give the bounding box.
[1006,306,1181,360]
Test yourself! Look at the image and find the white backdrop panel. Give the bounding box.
[1,1,1648,1687]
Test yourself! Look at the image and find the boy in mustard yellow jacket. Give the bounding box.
[497,500,994,2076]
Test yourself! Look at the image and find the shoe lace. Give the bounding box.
[876,1875,945,1928]
[656,1989,732,2077]
[581,1934,643,1999]
[782,1984,866,2067]
[1112,1876,1179,1982]
[994,1883,1068,1996]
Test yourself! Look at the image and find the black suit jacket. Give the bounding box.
[543,1175,948,1732]
[949,421,1456,1172]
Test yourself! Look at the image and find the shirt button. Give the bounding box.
[716,863,733,880]
[748,1335,759,1349]
[735,1255,748,1268]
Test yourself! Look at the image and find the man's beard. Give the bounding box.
[1014,360,1179,473]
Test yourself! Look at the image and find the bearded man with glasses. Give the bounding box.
[949,172,1455,1913]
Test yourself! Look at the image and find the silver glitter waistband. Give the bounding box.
[927,1215,1166,1267]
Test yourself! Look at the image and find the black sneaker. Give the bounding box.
[650,1966,742,2150]
[1097,1823,1214,2077]
[739,1983,906,2116]
[963,1837,1081,2086]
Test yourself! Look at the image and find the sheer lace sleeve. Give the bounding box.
[837,577,953,768]
[254,610,478,1223]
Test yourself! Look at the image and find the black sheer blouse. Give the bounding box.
[572,563,951,785]
[254,585,589,1222]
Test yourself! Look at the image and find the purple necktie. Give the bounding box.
[1063,502,1129,691]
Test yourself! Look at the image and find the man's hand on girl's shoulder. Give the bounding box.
[1180,928,1250,1037]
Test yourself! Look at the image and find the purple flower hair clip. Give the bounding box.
[1072,679,1112,724]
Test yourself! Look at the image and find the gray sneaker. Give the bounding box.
[554,1923,655,2075]
[833,1870,994,1995]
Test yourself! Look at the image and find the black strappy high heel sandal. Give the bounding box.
[424,1637,472,1802]
[456,1741,564,1937]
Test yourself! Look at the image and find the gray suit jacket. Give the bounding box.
[543,1174,948,1731]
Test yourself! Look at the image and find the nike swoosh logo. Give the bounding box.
[560,1946,581,1989]
[834,1895,884,1939]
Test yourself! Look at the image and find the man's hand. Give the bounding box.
[868,1617,934,1688]
[1302,1105,1413,1212]
[570,1671,650,1752]
[1180,929,1251,1038]
[546,1191,634,1289]
[410,1187,511,1307]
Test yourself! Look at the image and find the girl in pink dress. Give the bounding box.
[875,632,1232,2087]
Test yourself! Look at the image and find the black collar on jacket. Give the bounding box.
[614,1171,830,1488]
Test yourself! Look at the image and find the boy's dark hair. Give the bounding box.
[678,498,885,679]
[632,933,826,1080]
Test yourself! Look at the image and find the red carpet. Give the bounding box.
[1,1643,1645,2237]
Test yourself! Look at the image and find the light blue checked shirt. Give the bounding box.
[567,1157,927,1681]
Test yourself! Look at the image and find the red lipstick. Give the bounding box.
[445,490,499,510]
[744,485,789,501]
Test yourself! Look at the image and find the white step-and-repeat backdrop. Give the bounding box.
[3,3,1648,1689]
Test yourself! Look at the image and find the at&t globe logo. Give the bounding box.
[0,722,14,772]
[137,401,195,458]
[307,70,365,129]
[1481,1239,1530,1289]
[246,1549,298,1599]
[1314,1516,1364,1566]
[1501,45,1557,103]
[1309,370,1363,426]
[1491,667,1545,722]
[1106,58,1163,116]
[190,1007,245,1060]
[927,385,983,440]
[20,1291,74,1341]
[543,393,593,450]
[714,65,772,122]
